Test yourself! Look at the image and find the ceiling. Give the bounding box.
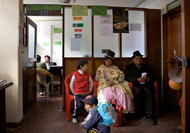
[23,0,176,10]
[23,0,159,8]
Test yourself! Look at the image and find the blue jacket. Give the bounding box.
[81,108,110,133]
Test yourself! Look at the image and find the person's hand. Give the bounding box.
[137,77,146,83]
[144,77,150,82]
[107,80,115,86]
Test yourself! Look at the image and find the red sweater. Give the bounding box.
[73,71,90,94]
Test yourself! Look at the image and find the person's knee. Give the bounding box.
[134,87,142,96]
[144,87,153,97]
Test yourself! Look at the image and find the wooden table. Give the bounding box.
[0,82,13,133]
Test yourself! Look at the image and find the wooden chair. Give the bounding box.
[36,68,53,99]
[64,72,97,120]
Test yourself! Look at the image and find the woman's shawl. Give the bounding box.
[96,64,133,99]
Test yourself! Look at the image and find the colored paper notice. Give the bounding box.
[100,26,113,36]
[73,23,84,27]
[72,5,88,16]
[43,42,50,46]
[71,38,81,51]
[54,41,62,45]
[74,29,82,32]
[75,34,82,39]
[73,16,83,21]
[92,6,107,16]
[130,23,141,31]
[100,15,112,24]
[54,28,62,33]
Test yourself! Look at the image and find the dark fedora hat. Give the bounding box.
[132,50,143,58]
[105,50,115,60]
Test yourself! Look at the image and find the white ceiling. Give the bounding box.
[24,0,176,10]
[23,0,156,8]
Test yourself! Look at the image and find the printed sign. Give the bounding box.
[73,23,84,27]
[74,29,82,32]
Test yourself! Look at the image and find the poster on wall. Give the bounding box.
[75,34,82,39]
[130,23,141,31]
[71,38,81,51]
[73,23,84,27]
[113,8,129,33]
[100,15,112,24]
[73,16,83,21]
[92,5,107,16]
[72,5,88,16]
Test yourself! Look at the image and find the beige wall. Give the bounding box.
[0,0,23,123]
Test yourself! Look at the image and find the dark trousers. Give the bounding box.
[73,95,88,119]
[133,84,155,115]
[39,85,45,92]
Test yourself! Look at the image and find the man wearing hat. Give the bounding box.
[124,50,156,125]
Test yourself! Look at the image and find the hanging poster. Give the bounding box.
[113,8,129,33]
[74,29,82,32]
[73,16,83,21]
[53,28,62,33]
[71,38,81,51]
[75,34,82,39]
[54,41,62,45]
[72,5,88,16]
[130,23,141,31]
[73,23,84,27]
[100,15,112,24]
[43,42,50,46]
[92,6,107,16]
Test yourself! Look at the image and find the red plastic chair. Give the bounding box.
[128,81,159,116]
[64,72,97,120]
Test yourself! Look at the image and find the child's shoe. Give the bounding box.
[72,118,78,123]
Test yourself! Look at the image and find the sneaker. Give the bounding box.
[72,118,78,124]
[146,114,156,125]
[40,92,45,96]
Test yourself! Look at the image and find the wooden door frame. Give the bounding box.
[163,7,181,105]
[181,0,190,132]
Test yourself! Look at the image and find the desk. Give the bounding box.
[49,66,62,94]
[0,82,14,133]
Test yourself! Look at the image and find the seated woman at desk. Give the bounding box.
[96,51,134,114]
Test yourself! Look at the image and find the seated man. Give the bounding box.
[124,50,156,125]
[36,55,47,69]
[44,55,57,70]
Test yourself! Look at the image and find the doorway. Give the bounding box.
[163,7,182,106]
[28,16,63,100]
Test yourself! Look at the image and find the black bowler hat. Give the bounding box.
[105,50,115,60]
[132,50,143,58]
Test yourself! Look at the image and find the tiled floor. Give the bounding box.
[7,95,182,133]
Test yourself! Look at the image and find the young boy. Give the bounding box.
[70,59,93,123]
[81,95,110,133]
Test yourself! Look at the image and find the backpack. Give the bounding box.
[97,101,117,126]
[111,99,123,127]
